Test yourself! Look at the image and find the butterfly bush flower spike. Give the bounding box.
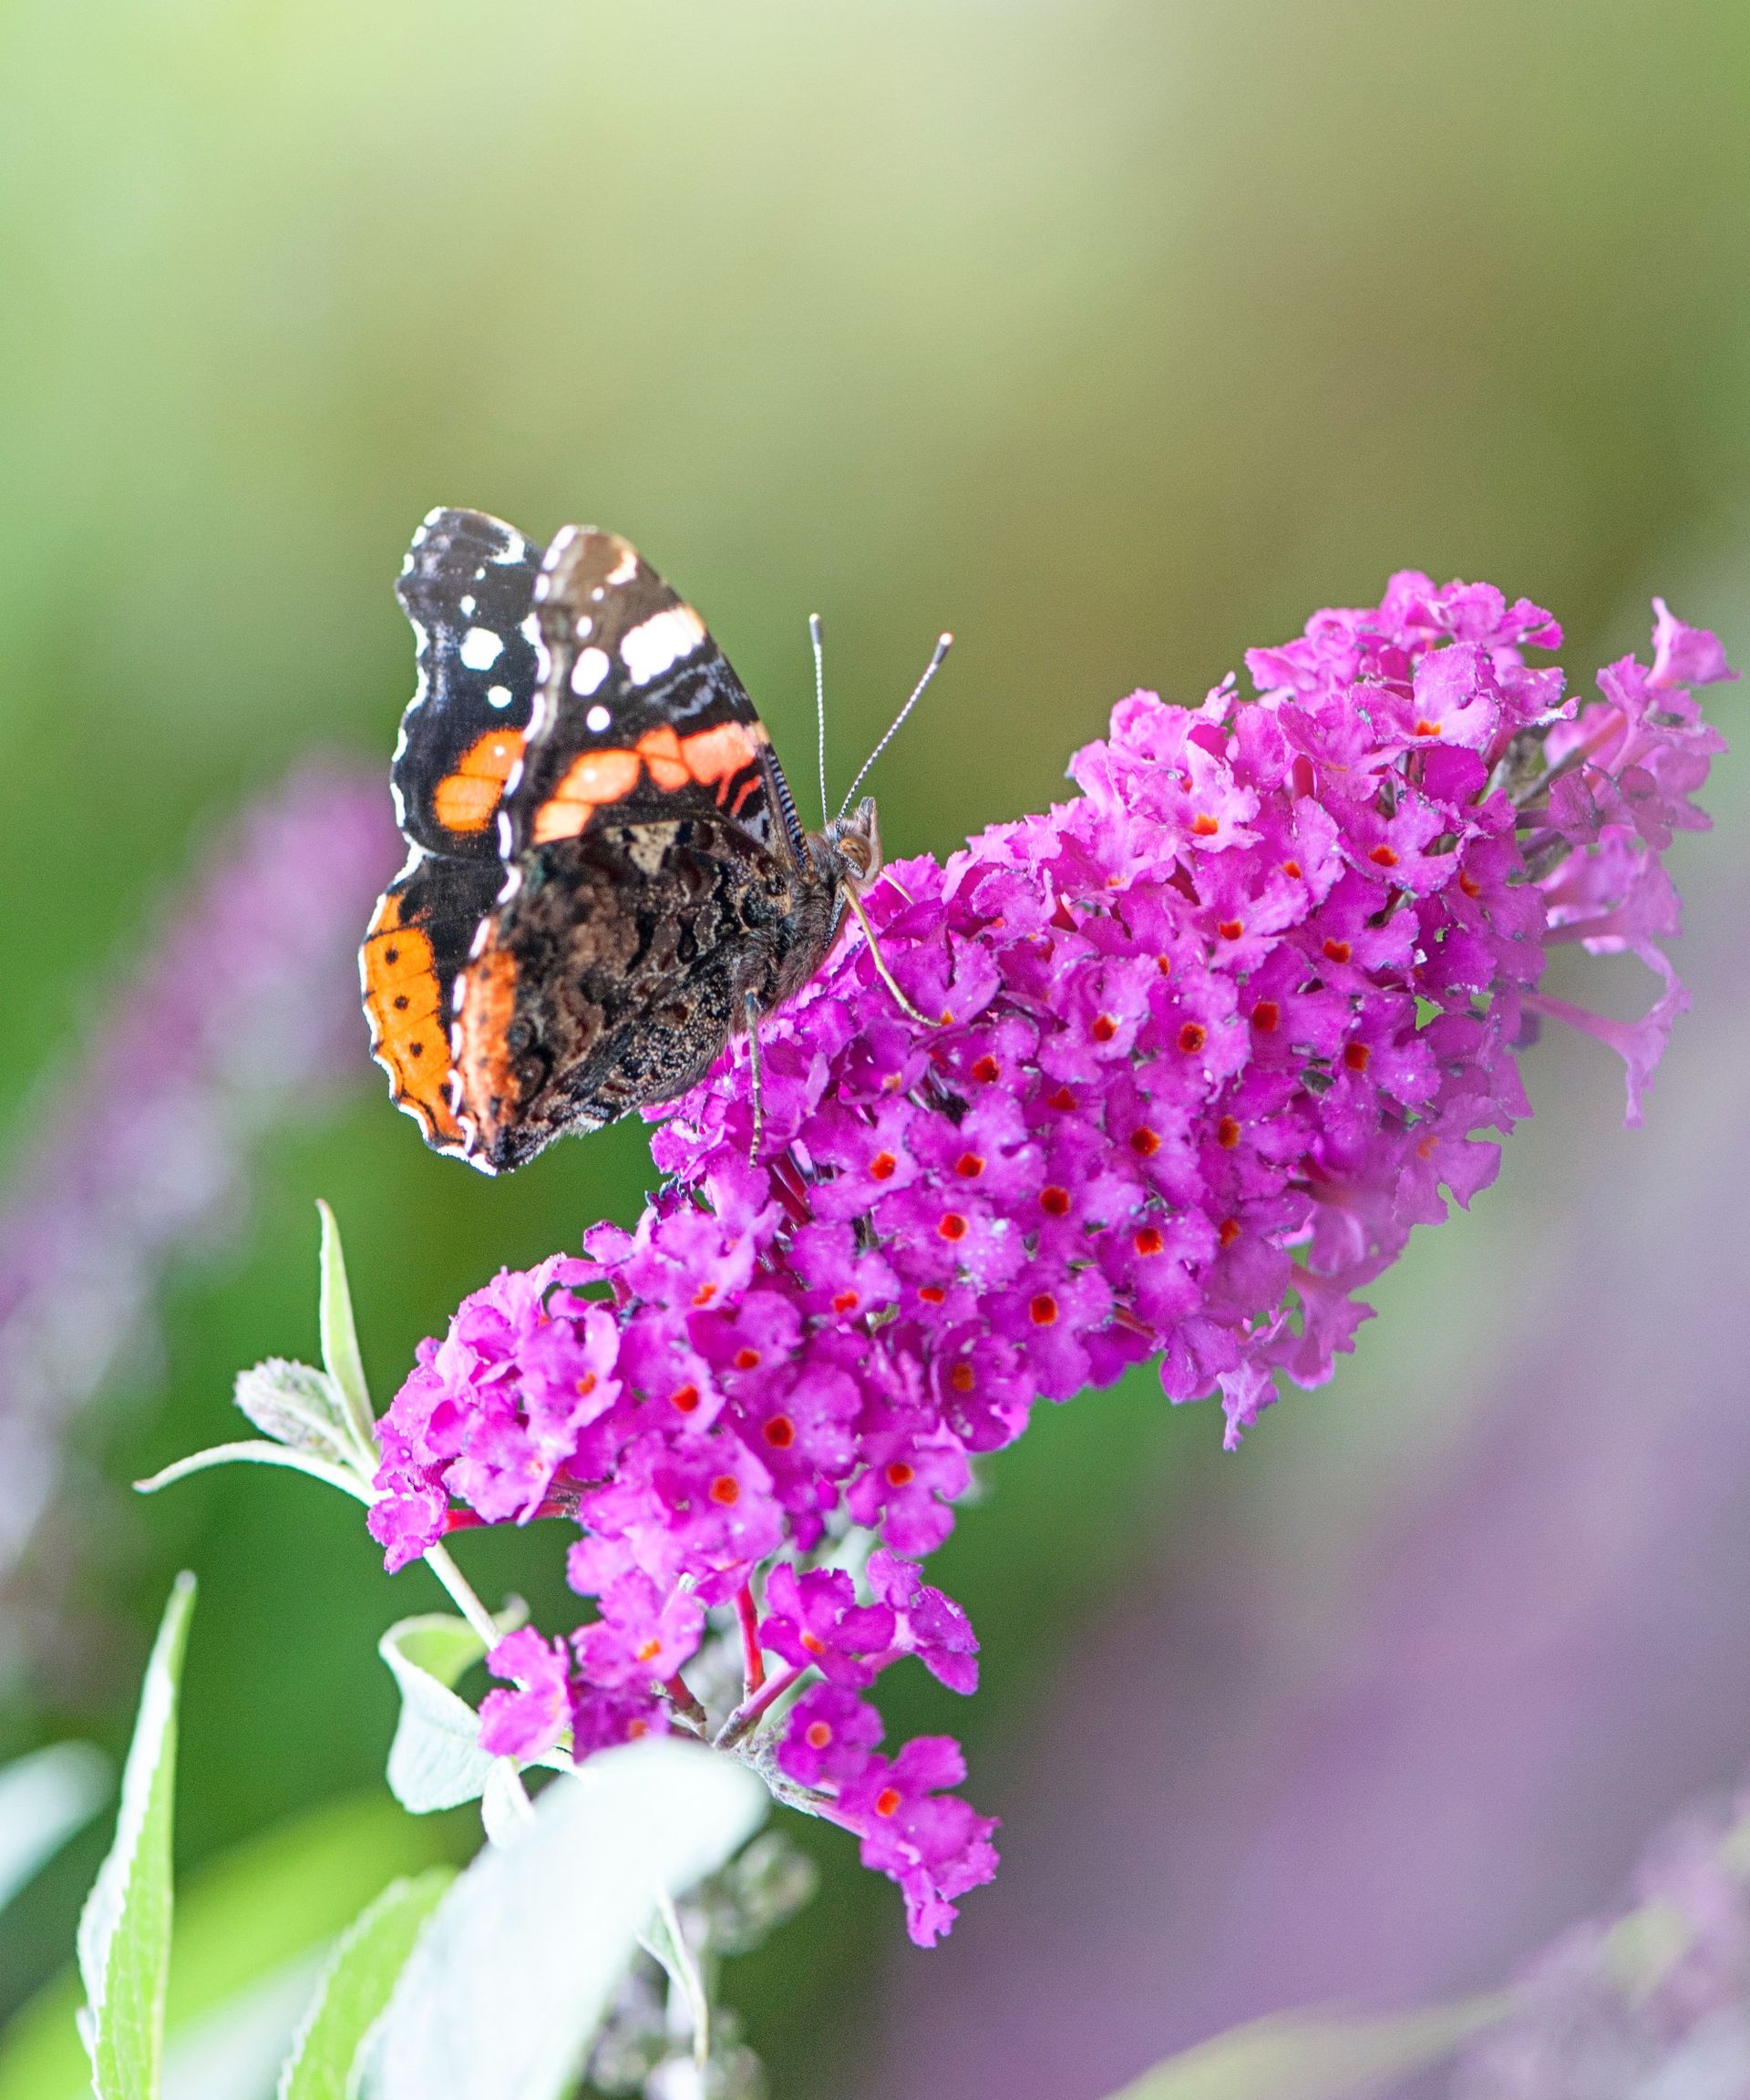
[370,580,1730,1945]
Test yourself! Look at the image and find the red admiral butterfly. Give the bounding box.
[362,508,945,1174]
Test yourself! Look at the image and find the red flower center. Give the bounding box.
[949,1362,975,1392]
[1029,1293,1059,1325]
[1251,999,1281,1032]
[1134,1225,1164,1256]
[870,1150,898,1180]
[763,1415,796,1448]
[885,1460,916,1488]
[1045,1085,1076,1111]
[938,1212,969,1241]
[1039,1185,1071,1216]
[1218,1217,1240,1247]
[875,1786,902,1817]
[954,1152,985,1179]
[800,1630,827,1654]
[831,1289,860,1314]
[1282,859,1302,879]
[918,1283,947,1305]
[670,1384,701,1415]
[1130,1126,1161,1157]
[1218,918,1243,940]
[971,1054,1000,1082]
[1191,812,1220,837]
[1369,844,1399,868]
[1323,938,1352,963]
[1217,1116,1240,1148]
[1343,1040,1372,1072]
[1091,1014,1117,1043]
[709,1475,740,1506]
[1178,1022,1207,1054]
[806,1720,832,1749]
[733,1346,761,1371]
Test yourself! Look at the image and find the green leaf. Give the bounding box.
[0,1744,109,1915]
[378,1615,498,1814]
[638,1887,709,2069]
[0,1794,459,2100]
[76,1570,197,2100]
[233,1357,362,1472]
[134,1439,376,1504]
[278,1870,456,2100]
[361,1737,766,2100]
[1101,1995,1510,2100]
[317,1199,376,1457]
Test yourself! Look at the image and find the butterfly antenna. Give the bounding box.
[836,632,953,822]
[810,612,829,829]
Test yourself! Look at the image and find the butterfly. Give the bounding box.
[361,507,945,1174]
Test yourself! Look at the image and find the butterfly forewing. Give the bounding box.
[505,526,804,863]
[392,508,543,859]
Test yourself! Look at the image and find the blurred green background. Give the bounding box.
[2,2,1748,2094]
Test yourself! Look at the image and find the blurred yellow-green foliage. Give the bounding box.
[2,2,1747,2092]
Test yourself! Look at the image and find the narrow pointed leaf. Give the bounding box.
[638,1888,709,2069]
[317,1200,376,1456]
[134,1442,375,1505]
[277,1870,455,2100]
[362,1738,764,2100]
[77,1571,197,2100]
[0,1745,108,1915]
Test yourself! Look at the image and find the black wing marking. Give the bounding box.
[502,526,807,866]
[392,508,544,860]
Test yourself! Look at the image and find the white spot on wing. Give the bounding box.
[621,604,706,686]
[460,594,476,615]
[488,684,512,709]
[606,544,639,586]
[585,704,612,733]
[459,626,504,671]
[492,532,528,565]
[571,646,611,696]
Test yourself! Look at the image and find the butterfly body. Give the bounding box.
[362,508,879,1174]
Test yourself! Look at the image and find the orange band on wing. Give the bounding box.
[635,725,689,790]
[531,747,643,843]
[455,941,520,1140]
[433,728,526,835]
[679,722,757,788]
[361,892,463,1142]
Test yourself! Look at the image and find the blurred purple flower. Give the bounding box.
[1450,1786,1750,2098]
[0,763,397,1677]
[369,582,1729,1945]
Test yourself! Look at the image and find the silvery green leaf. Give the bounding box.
[479,1761,535,1848]
[361,1739,765,2100]
[0,1743,108,1916]
[135,1442,375,1505]
[233,1359,359,1470]
[317,1200,376,1458]
[77,1571,197,2100]
[637,1888,709,2069]
[1101,1994,1509,2100]
[378,1616,497,1814]
[276,1870,455,2100]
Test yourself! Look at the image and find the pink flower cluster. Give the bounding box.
[369,580,1729,1944]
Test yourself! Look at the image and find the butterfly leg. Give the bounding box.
[843,887,942,1027]
[744,990,766,1162]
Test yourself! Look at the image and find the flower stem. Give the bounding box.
[715,1660,808,1749]
[422,1540,502,1651]
[736,1580,767,1696]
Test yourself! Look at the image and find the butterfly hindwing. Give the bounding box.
[392,508,544,859]
[360,851,503,1156]
[504,526,806,863]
